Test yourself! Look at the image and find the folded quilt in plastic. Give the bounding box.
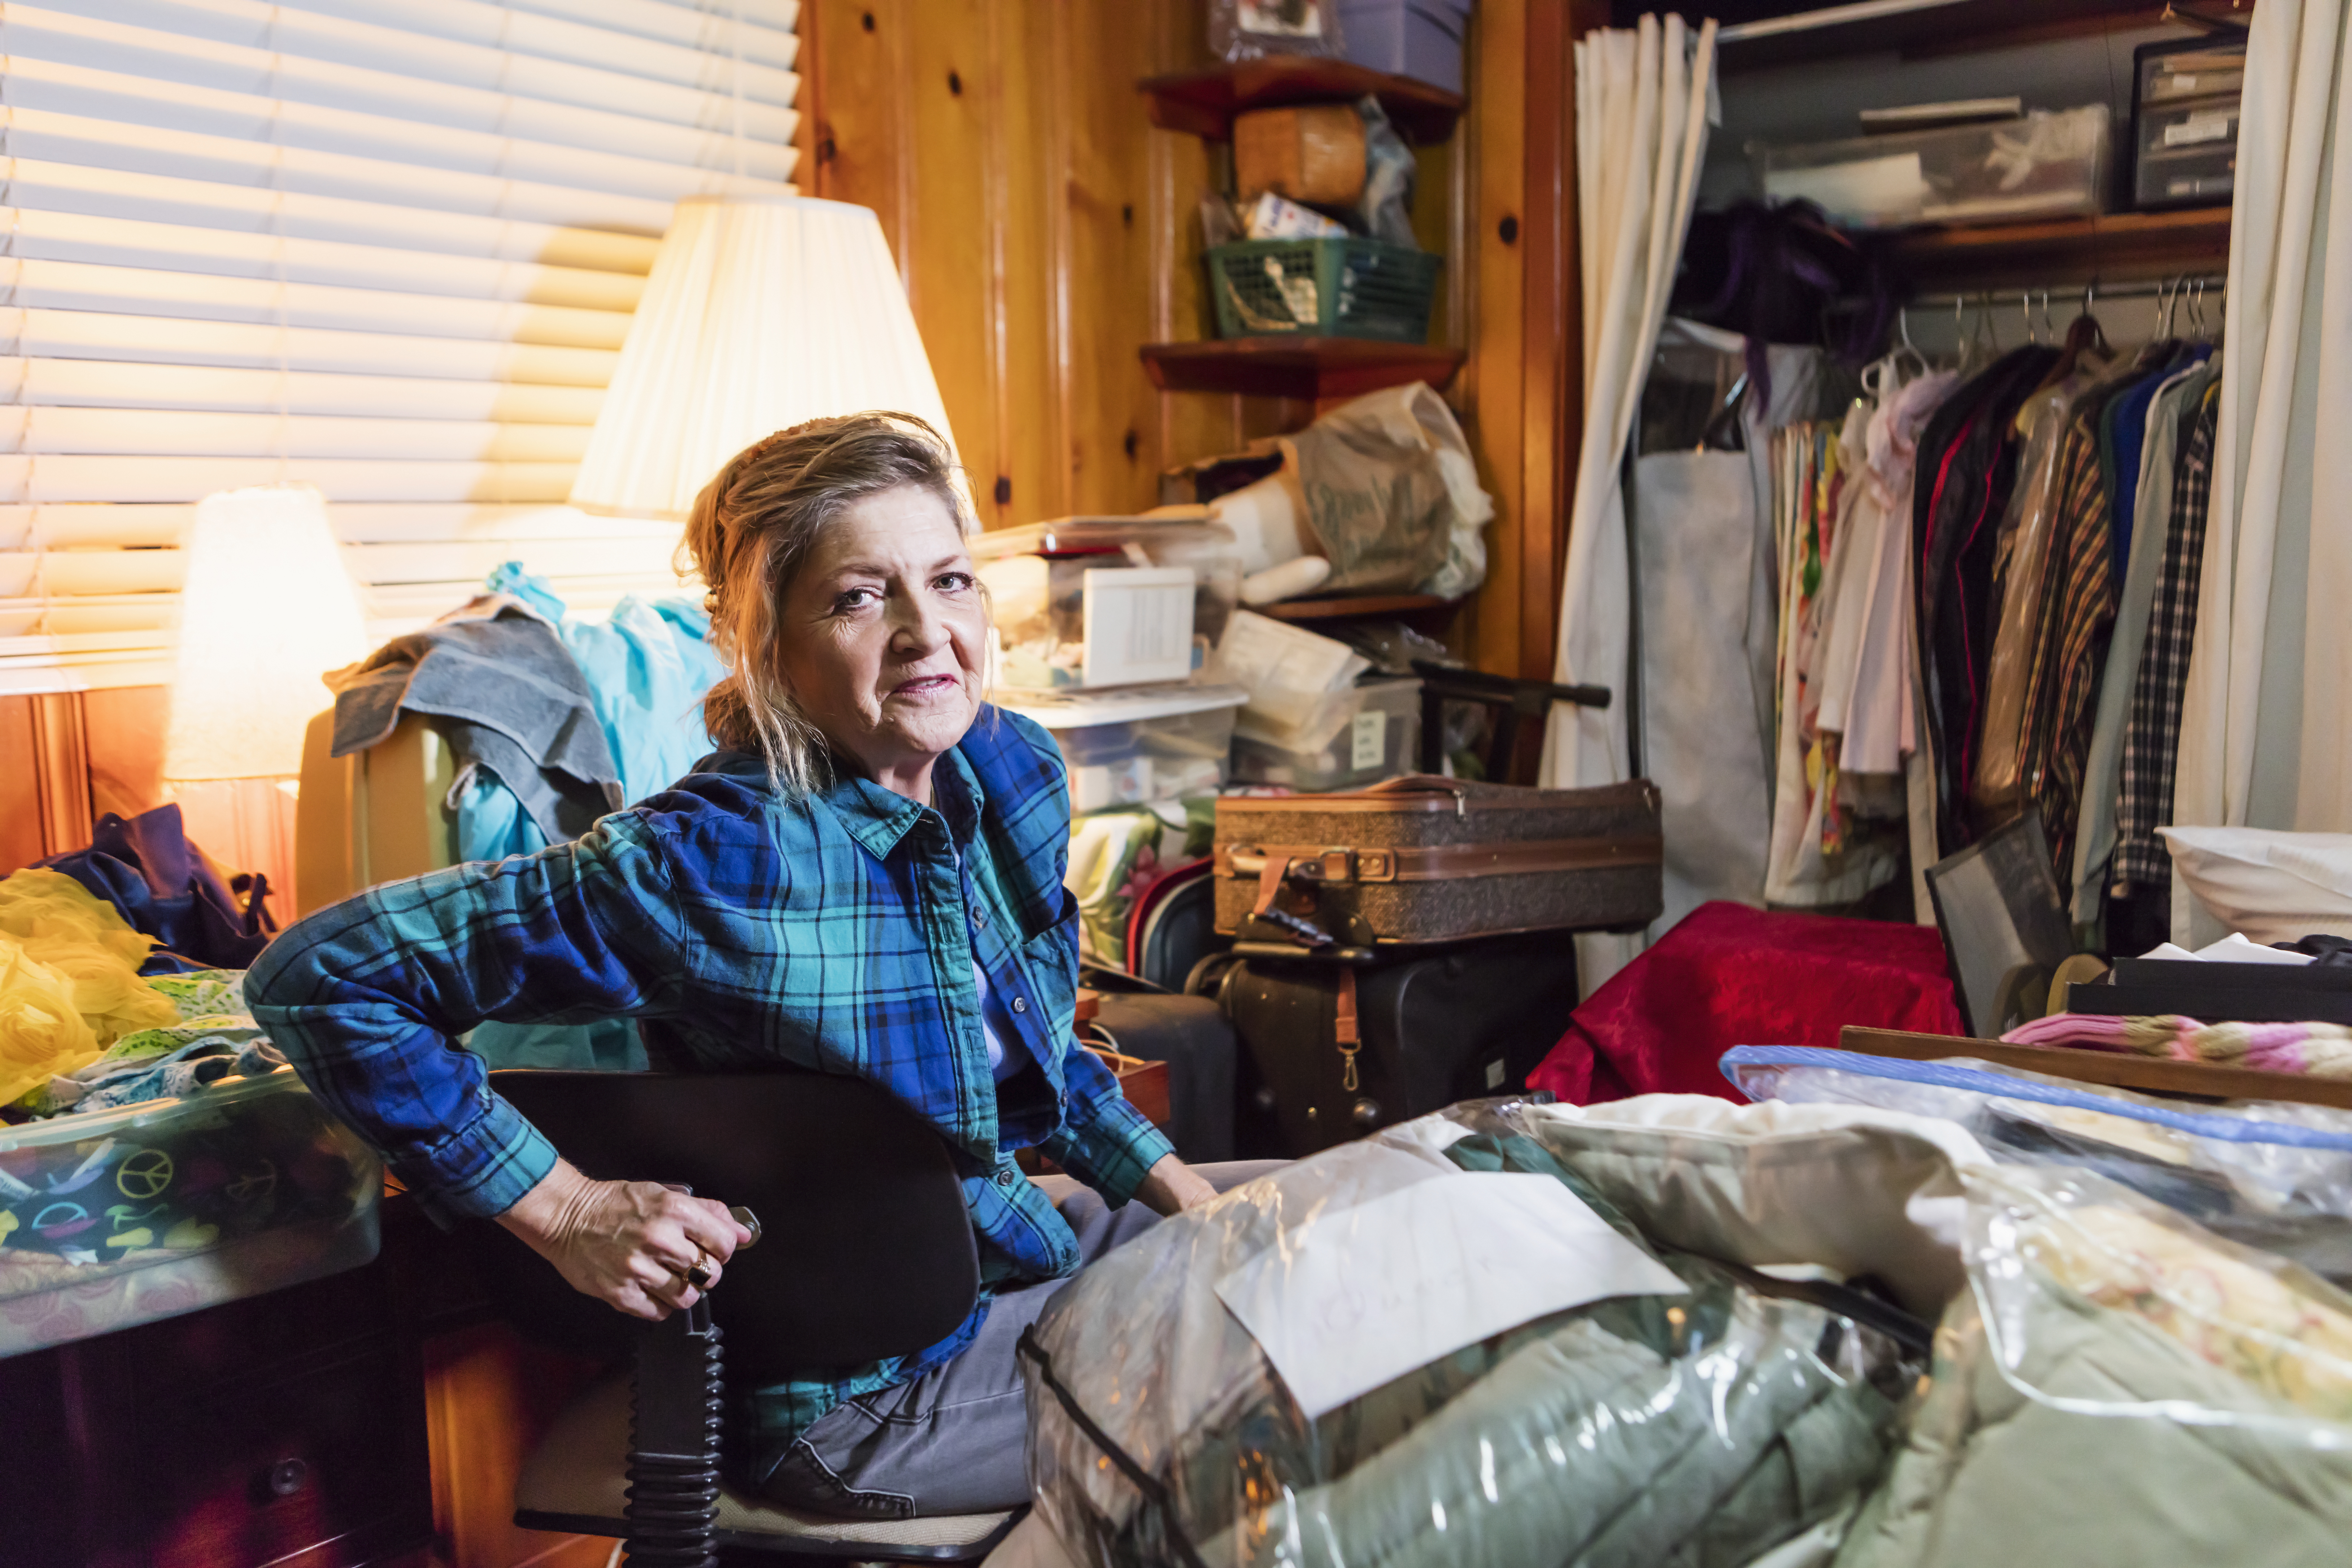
[1725,1046,2352,1288]
[1022,1102,1934,1568]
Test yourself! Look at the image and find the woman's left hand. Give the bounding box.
[1135,1152,1218,1216]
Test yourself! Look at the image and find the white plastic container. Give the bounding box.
[1754,106,2109,229]
[999,683,1249,812]
[971,519,1243,692]
[0,1069,382,1357]
[1230,676,1423,792]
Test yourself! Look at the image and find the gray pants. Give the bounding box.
[758,1162,1282,1518]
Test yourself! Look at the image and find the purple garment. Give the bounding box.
[38,802,277,971]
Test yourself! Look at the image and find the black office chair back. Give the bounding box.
[476,1069,981,1384]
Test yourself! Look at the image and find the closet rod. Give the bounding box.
[1901,274,2227,306]
[1716,0,1974,45]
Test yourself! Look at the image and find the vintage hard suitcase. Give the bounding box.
[1212,775,1663,948]
[1212,933,1583,1157]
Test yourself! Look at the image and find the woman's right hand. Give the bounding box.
[496,1157,754,1321]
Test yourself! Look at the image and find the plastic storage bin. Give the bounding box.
[999,683,1248,813]
[972,518,1242,692]
[1754,106,2109,229]
[1230,676,1422,792]
[0,1070,382,1357]
[2132,39,2243,209]
[1205,238,1441,342]
[1339,0,1469,93]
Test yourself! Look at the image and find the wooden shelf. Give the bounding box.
[1260,593,1459,623]
[1138,59,1465,143]
[1841,1025,2352,1112]
[1887,207,2232,289]
[1718,0,2181,74]
[1141,337,1465,401]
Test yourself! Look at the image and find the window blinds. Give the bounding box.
[0,0,799,694]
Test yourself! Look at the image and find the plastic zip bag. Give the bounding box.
[1023,1099,1937,1568]
[1724,1045,2352,1288]
[1837,1161,2352,1568]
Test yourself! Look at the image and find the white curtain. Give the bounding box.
[1539,14,1719,991]
[2172,0,2352,939]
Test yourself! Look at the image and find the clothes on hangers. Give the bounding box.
[1912,347,2060,851]
[2113,381,2225,902]
[1639,283,2230,939]
[1970,352,2123,821]
[2070,354,2221,926]
[1765,356,1955,909]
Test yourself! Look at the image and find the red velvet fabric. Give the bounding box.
[1529,901,1966,1104]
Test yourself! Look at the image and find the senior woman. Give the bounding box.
[247,413,1259,1521]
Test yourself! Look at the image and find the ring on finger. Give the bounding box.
[681,1247,713,1290]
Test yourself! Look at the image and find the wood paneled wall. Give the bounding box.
[792,0,1582,688]
[797,0,1275,524]
[0,687,299,910]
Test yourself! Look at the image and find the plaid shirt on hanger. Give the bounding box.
[2115,379,2224,889]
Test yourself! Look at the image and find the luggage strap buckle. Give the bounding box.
[1220,846,1395,885]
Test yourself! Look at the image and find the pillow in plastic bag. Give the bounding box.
[1022,1099,1943,1568]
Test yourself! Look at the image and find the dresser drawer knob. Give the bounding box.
[267,1458,310,1498]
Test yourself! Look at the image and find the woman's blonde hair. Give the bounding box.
[681,412,970,795]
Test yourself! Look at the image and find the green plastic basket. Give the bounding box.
[1205,238,1441,343]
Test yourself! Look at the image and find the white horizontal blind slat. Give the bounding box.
[2,202,650,312]
[2,141,664,273]
[9,4,800,147]
[0,358,604,422]
[4,58,795,205]
[3,307,623,384]
[0,501,681,550]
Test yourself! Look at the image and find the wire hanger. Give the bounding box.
[1887,305,1930,380]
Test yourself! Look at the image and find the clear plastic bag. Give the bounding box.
[1836,1162,2352,1568]
[1281,383,1492,597]
[1725,1046,2352,1289]
[1022,1100,1938,1568]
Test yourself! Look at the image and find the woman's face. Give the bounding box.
[772,483,985,794]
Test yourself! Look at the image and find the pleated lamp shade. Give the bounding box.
[569,194,958,521]
[163,485,371,781]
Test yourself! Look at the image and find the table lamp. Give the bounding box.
[162,484,371,784]
[569,193,959,521]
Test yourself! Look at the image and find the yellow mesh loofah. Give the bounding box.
[0,935,102,1105]
[0,868,157,970]
[0,868,178,1070]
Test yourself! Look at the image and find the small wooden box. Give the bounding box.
[1233,105,1367,208]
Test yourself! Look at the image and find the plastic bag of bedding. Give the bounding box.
[1836,1160,2352,1568]
[1020,1096,1979,1568]
[1723,1045,2352,1288]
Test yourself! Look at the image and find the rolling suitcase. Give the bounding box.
[1210,931,1583,1157]
[1212,775,1663,950]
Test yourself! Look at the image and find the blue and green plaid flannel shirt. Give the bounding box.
[246,706,1173,1469]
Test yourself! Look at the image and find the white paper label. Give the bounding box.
[1350,708,1387,771]
[1484,1058,1506,1089]
[2165,113,2235,147]
[1081,566,1196,688]
[1213,1172,1688,1419]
